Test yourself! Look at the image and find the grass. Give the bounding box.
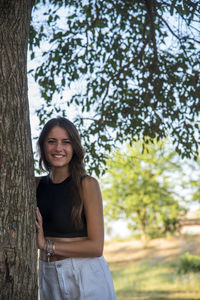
[110,259,200,299]
[104,235,200,299]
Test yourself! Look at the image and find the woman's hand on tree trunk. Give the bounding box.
[35,207,46,251]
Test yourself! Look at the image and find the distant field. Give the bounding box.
[104,235,200,300]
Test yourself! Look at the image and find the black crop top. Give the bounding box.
[36,176,88,238]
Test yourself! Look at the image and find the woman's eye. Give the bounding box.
[47,140,70,145]
[63,140,70,144]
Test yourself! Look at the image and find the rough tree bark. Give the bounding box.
[0,1,37,299]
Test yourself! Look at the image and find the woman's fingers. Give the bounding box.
[35,207,46,250]
[35,207,43,232]
[36,207,43,223]
[35,220,40,229]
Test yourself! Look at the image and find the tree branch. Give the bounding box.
[144,0,159,71]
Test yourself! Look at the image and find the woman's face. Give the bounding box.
[44,125,73,170]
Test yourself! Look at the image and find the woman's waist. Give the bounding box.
[40,250,66,262]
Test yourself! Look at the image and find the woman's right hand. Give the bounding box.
[35,207,46,251]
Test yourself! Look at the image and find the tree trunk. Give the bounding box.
[136,209,147,245]
[0,1,37,299]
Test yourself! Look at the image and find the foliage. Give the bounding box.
[29,0,200,175]
[102,140,186,240]
[178,252,200,273]
[187,159,200,204]
[179,157,200,205]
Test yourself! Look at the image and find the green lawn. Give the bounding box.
[109,259,200,299]
[105,236,200,299]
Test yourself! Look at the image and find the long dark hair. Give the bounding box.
[37,117,87,229]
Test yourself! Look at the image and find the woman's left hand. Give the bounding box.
[35,207,46,251]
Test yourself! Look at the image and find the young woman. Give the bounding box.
[35,117,116,300]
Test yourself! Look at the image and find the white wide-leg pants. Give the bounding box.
[39,256,116,300]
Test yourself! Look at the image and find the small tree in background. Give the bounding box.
[102,140,186,242]
[183,158,200,214]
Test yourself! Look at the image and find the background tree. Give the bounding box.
[0,1,37,299]
[29,0,200,174]
[102,141,186,241]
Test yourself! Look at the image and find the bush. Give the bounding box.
[178,252,200,274]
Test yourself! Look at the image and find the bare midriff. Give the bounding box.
[40,236,88,262]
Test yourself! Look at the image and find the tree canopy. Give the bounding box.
[29,0,200,174]
[102,141,186,241]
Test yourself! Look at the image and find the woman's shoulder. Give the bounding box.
[81,175,99,190]
[81,176,102,207]
[82,175,98,183]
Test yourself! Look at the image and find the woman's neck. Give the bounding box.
[49,168,70,184]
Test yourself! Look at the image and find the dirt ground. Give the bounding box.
[103,235,200,263]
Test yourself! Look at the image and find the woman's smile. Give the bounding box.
[52,154,65,158]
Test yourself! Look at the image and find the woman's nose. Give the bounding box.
[55,142,62,151]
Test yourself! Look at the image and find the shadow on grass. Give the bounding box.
[107,244,182,263]
[105,236,200,265]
